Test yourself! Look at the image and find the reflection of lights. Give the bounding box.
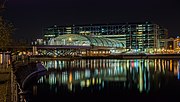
[135,60,138,71]
[99,69,102,75]
[131,60,134,68]
[80,71,84,79]
[162,60,165,73]
[174,61,178,75]
[99,78,102,84]
[33,85,37,96]
[158,59,161,72]
[69,72,72,83]
[146,60,149,71]
[39,59,180,94]
[86,80,90,87]
[68,83,73,91]
[96,78,99,83]
[178,61,180,80]
[38,77,44,83]
[155,59,157,71]
[49,73,56,85]
[139,62,143,93]
[165,60,167,70]
[92,78,95,85]
[95,69,98,75]
[80,80,85,87]
[108,69,111,75]
[170,60,172,71]
[54,60,57,69]
[102,81,104,88]
[114,67,117,75]
[126,60,129,70]
[120,66,123,73]
[144,60,147,68]
[158,83,161,88]
[62,72,68,83]
[85,69,90,78]
[75,71,80,80]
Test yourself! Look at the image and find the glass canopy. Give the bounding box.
[48,34,124,48]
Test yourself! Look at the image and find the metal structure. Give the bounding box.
[43,22,168,53]
[32,34,126,57]
[48,34,124,48]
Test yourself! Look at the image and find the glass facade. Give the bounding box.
[48,34,124,48]
[43,22,168,52]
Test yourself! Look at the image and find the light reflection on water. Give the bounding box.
[29,59,180,101]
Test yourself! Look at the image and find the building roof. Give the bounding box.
[48,34,125,48]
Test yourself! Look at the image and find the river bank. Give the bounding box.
[30,53,180,60]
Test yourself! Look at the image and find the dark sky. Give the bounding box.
[4,0,180,41]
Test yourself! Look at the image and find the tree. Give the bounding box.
[0,16,14,51]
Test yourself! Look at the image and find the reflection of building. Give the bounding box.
[38,59,152,93]
[43,22,168,53]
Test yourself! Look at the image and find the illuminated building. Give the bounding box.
[166,38,174,49]
[37,34,125,56]
[174,36,180,53]
[43,22,168,53]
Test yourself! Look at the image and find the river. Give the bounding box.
[25,59,180,102]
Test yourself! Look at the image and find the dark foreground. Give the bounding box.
[29,80,180,102]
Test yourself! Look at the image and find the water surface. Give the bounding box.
[27,59,180,102]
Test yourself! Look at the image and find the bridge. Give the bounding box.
[5,44,125,58]
[12,61,47,90]
[32,45,119,57]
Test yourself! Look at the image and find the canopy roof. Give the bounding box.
[48,34,124,48]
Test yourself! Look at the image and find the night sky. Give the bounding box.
[4,0,180,41]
